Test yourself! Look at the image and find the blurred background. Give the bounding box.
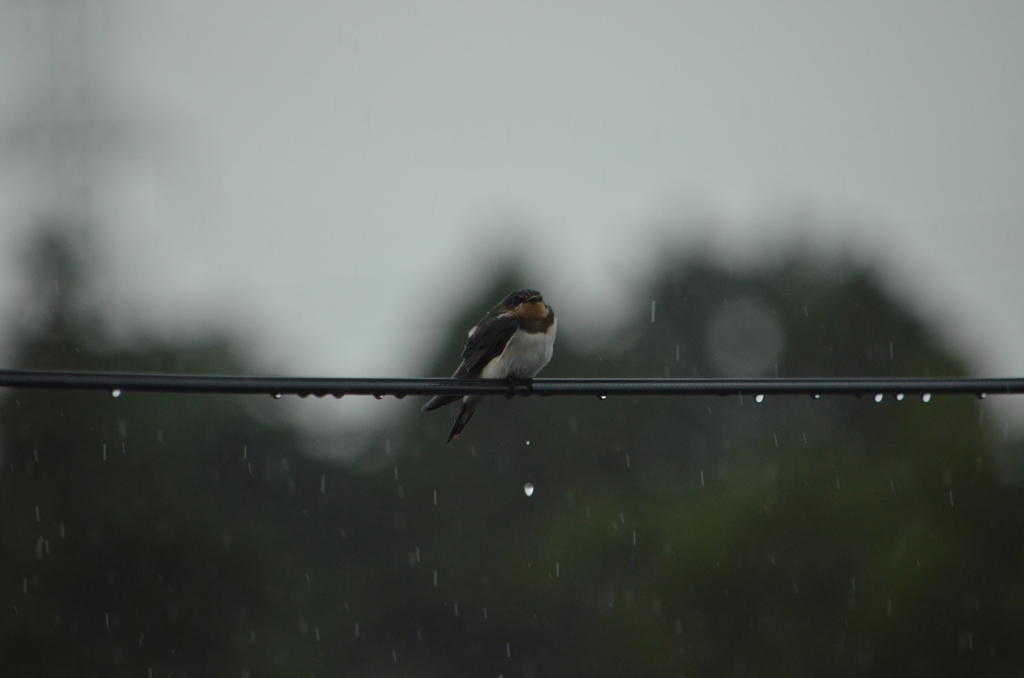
[2,1,1024,676]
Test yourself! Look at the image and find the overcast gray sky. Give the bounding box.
[2,1,1023,426]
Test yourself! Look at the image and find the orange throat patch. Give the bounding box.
[513,301,549,322]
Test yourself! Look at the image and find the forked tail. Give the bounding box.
[447,396,484,443]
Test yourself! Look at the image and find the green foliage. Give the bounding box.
[2,230,1023,676]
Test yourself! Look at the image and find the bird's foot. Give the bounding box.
[503,376,534,398]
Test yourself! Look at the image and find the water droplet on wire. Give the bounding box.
[874,393,883,403]
[896,393,905,401]
[921,393,931,403]
[754,394,764,403]
[524,483,535,497]
[110,389,122,398]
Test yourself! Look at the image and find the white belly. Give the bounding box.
[480,320,556,380]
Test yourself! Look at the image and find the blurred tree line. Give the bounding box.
[2,228,1023,677]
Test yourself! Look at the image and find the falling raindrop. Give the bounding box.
[650,301,656,323]
[524,483,535,497]
[896,393,905,401]
[922,393,932,403]
[873,393,884,403]
[754,394,765,403]
[110,389,122,398]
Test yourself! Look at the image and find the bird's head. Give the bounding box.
[503,288,550,321]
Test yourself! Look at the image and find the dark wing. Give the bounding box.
[456,312,518,377]
[421,312,518,412]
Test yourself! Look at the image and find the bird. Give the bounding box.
[423,288,556,443]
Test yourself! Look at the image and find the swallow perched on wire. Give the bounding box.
[423,289,557,443]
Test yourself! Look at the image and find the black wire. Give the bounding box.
[0,369,1020,399]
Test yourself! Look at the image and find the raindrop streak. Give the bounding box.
[320,474,326,495]
[874,394,884,403]
[651,301,656,323]
[110,389,122,398]
[922,393,932,403]
[524,483,535,497]
[754,394,764,403]
[896,393,905,401]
